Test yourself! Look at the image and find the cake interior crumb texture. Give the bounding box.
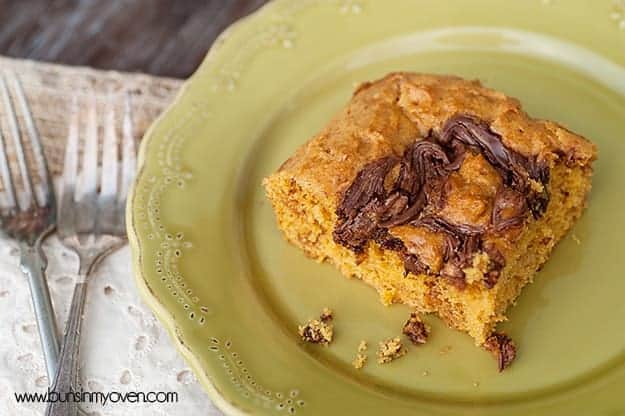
[264,73,596,347]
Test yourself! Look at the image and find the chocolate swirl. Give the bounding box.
[333,114,550,288]
[440,115,549,218]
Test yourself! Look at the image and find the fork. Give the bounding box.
[0,72,60,380]
[45,93,136,416]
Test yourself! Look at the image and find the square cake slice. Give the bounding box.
[263,73,597,347]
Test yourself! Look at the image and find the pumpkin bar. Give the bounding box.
[263,73,596,348]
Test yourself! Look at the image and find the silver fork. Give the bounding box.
[0,72,60,380]
[45,93,136,416]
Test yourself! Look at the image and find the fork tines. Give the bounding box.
[59,93,136,237]
[0,72,55,229]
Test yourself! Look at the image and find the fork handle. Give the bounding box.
[20,244,60,381]
[45,279,87,416]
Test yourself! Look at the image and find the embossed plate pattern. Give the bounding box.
[128,1,625,414]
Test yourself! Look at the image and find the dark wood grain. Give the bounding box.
[0,0,269,78]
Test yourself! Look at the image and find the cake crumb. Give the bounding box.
[298,308,334,345]
[377,337,406,364]
[320,307,334,322]
[572,234,581,245]
[484,332,517,372]
[298,319,333,345]
[352,354,367,369]
[439,345,453,355]
[402,313,430,345]
[352,340,368,369]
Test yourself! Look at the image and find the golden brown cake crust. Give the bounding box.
[278,73,596,206]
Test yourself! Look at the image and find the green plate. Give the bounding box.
[127,1,625,414]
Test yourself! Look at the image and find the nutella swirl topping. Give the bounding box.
[333,114,551,289]
[441,115,550,219]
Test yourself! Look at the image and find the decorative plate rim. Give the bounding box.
[126,2,283,415]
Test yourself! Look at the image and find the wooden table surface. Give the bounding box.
[0,0,269,79]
